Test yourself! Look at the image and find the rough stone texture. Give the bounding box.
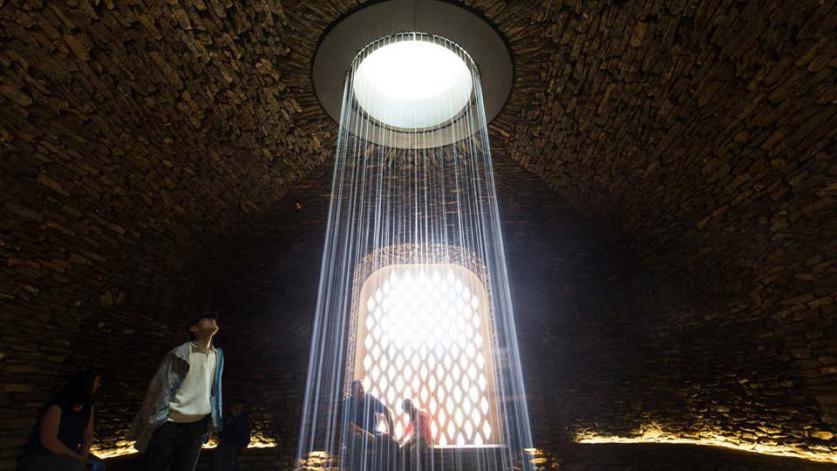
[538,443,837,471]
[189,156,836,467]
[104,447,294,471]
[103,443,837,471]
[0,0,834,469]
[475,0,837,458]
[0,0,332,466]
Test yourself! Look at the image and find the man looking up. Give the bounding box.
[130,312,225,471]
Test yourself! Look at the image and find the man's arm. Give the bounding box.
[349,422,375,439]
[383,405,394,436]
[130,352,180,436]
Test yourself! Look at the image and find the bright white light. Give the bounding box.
[355,265,497,445]
[353,39,473,129]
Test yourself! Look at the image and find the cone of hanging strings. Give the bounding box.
[297,32,534,471]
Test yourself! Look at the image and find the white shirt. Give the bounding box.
[168,342,216,423]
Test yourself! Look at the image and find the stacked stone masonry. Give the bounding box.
[0,0,834,469]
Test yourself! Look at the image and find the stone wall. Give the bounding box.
[104,443,836,471]
[475,0,837,459]
[183,154,634,462]
[188,153,836,466]
[1,0,834,469]
[192,163,333,460]
[486,3,833,452]
[0,1,333,466]
[538,442,836,471]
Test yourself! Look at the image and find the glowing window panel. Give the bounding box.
[352,40,473,130]
[352,264,498,446]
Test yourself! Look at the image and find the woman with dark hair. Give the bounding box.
[17,369,103,471]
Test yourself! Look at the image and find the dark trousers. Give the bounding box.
[211,443,242,471]
[346,429,398,471]
[399,438,429,471]
[143,416,209,471]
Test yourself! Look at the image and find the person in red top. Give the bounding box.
[400,398,432,470]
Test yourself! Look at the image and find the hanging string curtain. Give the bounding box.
[297,32,534,471]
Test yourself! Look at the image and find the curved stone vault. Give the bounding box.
[0,0,834,468]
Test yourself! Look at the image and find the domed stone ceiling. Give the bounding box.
[0,0,833,468]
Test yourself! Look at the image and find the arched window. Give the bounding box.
[351,263,499,446]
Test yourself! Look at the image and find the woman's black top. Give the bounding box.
[22,399,91,455]
[218,412,251,449]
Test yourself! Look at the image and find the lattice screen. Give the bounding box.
[352,264,499,446]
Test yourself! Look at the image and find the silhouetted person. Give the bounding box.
[399,399,432,471]
[130,312,225,471]
[212,402,250,471]
[17,369,105,471]
[343,380,397,471]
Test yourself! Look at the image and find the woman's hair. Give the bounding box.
[58,369,100,407]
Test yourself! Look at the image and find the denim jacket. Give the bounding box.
[129,342,224,452]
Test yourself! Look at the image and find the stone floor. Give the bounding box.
[102,442,836,470]
[534,443,836,471]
